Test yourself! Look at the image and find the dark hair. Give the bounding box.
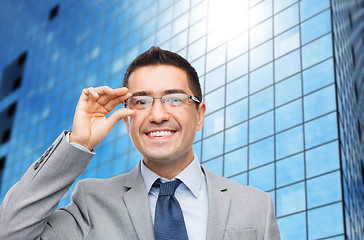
[123,47,202,102]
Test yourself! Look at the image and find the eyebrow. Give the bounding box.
[131,89,188,97]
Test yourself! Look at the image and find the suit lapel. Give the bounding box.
[123,163,154,240]
[203,166,231,240]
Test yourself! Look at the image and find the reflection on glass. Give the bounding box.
[274,3,299,35]
[249,111,274,142]
[304,85,336,121]
[275,73,302,106]
[226,99,248,128]
[276,153,304,187]
[307,171,342,208]
[224,147,248,177]
[249,137,274,168]
[277,182,305,216]
[225,122,248,152]
[277,212,307,240]
[202,156,223,176]
[303,58,334,94]
[308,203,344,239]
[249,87,273,117]
[250,63,273,93]
[276,126,304,159]
[306,141,340,178]
[249,163,274,191]
[302,34,333,69]
[276,99,303,132]
[305,112,338,149]
[301,9,331,45]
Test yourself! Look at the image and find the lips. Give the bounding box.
[146,130,176,137]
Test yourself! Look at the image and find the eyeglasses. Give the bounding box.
[124,93,200,110]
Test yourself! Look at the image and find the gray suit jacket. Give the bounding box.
[0,132,280,240]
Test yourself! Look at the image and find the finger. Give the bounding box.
[81,87,99,101]
[106,108,136,129]
[103,93,132,112]
[94,86,129,97]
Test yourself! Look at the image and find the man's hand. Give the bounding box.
[69,86,135,150]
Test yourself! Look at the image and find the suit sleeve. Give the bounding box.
[264,193,281,239]
[0,131,94,240]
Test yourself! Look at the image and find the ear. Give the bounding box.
[195,102,206,131]
[123,116,131,135]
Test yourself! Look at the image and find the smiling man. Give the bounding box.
[0,47,280,240]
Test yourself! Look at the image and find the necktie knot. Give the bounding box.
[154,179,181,196]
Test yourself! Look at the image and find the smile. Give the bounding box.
[146,130,175,137]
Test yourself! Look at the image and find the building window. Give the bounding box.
[0,157,5,191]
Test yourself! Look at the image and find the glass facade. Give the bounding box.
[0,0,362,239]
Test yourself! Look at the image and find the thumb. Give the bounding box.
[106,108,136,129]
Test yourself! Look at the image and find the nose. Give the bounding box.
[148,99,170,124]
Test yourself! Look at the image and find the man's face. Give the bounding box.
[124,65,205,166]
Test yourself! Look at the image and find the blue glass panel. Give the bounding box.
[302,34,333,69]
[189,19,207,43]
[205,65,225,93]
[274,49,301,82]
[274,0,297,13]
[249,86,273,117]
[249,137,274,168]
[226,99,248,128]
[202,156,223,176]
[226,76,248,104]
[276,153,304,187]
[249,111,274,142]
[274,26,300,58]
[305,113,338,149]
[301,10,331,45]
[204,109,224,138]
[303,58,334,94]
[250,63,273,94]
[250,40,273,70]
[277,212,307,240]
[188,36,206,61]
[277,182,305,216]
[306,141,340,178]
[308,203,344,239]
[202,132,224,161]
[224,147,248,177]
[193,141,201,162]
[275,73,302,106]
[275,99,303,132]
[274,3,299,35]
[250,0,272,27]
[249,163,274,191]
[250,18,273,48]
[206,45,226,72]
[204,87,225,115]
[229,172,247,185]
[225,122,248,152]
[300,0,330,21]
[227,53,248,82]
[304,85,336,121]
[307,171,342,208]
[227,32,248,60]
[276,126,304,159]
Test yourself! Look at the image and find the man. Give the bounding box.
[0,47,280,239]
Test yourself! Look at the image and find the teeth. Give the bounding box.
[148,131,174,137]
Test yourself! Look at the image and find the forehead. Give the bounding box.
[127,65,192,94]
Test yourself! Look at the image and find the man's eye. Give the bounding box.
[169,97,182,103]
[135,99,148,105]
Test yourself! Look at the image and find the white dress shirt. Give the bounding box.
[141,154,208,240]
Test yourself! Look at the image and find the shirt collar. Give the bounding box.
[140,153,205,198]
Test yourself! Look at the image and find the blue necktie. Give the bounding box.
[153,179,188,240]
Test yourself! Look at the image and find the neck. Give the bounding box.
[143,151,195,179]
